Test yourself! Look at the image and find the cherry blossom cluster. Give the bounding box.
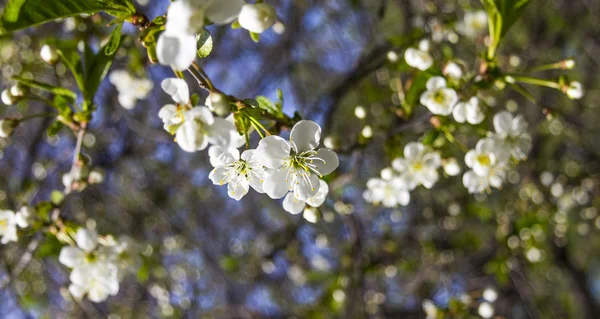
[157,0,277,71]
[157,78,339,214]
[58,227,141,302]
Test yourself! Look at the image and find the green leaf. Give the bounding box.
[47,120,64,136]
[255,96,280,116]
[104,22,123,55]
[83,36,122,106]
[12,75,77,103]
[196,28,213,59]
[0,0,136,34]
[56,47,86,94]
[480,0,531,59]
[250,32,260,43]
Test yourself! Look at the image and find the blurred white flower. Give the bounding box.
[453,97,485,124]
[458,11,488,38]
[209,147,267,200]
[109,70,154,110]
[420,76,458,115]
[0,210,18,244]
[392,142,441,190]
[404,47,433,71]
[363,177,410,207]
[238,3,277,34]
[492,111,531,161]
[483,288,498,302]
[256,120,339,200]
[59,228,120,303]
[205,92,230,116]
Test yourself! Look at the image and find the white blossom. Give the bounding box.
[404,47,433,71]
[59,228,121,302]
[463,138,507,193]
[256,120,339,200]
[453,97,485,124]
[0,210,18,244]
[238,3,277,34]
[109,70,154,110]
[478,302,495,318]
[1,89,16,106]
[457,11,488,38]
[420,76,458,115]
[208,147,267,200]
[392,142,442,190]
[492,111,531,161]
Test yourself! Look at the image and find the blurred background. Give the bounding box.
[0,0,599,318]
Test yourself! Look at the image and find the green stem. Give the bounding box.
[19,112,56,122]
[506,75,561,89]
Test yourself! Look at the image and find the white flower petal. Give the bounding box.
[75,228,98,252]
[256,136,290,169]
[58,247,86,268]
[161,78,190,105]
[282,193,306,215]
[313,148,339,176]
[263,168,291,199]
[156,32,197,72]
[227,179,249,200]
[493,111,513,136]
[306,180,329,207]
[290,120,321,153]
[404,142,424,160]
[205,0,245,24]
[208,145,239,167]
[426,76,447,90]
[293,170,320,201]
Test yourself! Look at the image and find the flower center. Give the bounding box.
[477,154,491,166]
[412,162,424,171]
[433,90,447,103]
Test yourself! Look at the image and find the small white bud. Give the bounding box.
[386,51,398,62]
[0,119,18,138]
[40,45,59,64]
[361,125,373,138]
[15,206,35,228]
[443,158,461,176]
[418,39,430,51]
[443,62,463,80]
[88,168,105,184]
[205,92,230,117]
[10,85,24,98]
[478,302,494,318]
[238,3,277,34]
[354,106,366,119]
[2,89,16,105]
[561,59,575,69]
[482,288,498,302]
[565,81,583,100]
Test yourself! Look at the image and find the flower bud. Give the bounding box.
[10,85,24,98]
[0,119,18,138]
[1,89,17,105]
[88,168,105,184]
[15,206,34,228]
[205,92,230,117]
[238,3,277,34]
[564,81,583,100]
[560,59,575,70]
[40,44,59,64]
[443,158,461,176]
[443,62,463,80]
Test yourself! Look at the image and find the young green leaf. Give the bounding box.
[104,22,123,55]
[196,28,213,59]
[0,0,136,34]
[83,34,122,107]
